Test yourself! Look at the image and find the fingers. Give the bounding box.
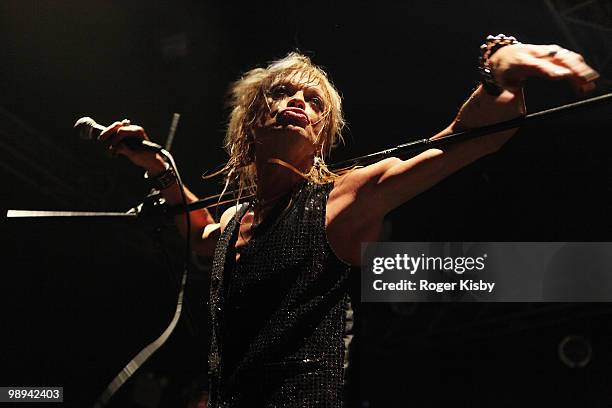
[526,58,574,79]
[98,121,126,141]
[536,45,600,91]
[98,119,149,156]
[550,49,600,84]
[495,44,600,93]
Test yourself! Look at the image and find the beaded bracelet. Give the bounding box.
[478,34,521,96]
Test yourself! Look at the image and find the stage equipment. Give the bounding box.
[169,92,612,213]
[7,115,191,408]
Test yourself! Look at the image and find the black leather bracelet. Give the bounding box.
[144,163,178,190]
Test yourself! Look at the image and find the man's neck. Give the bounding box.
[254,153,311,204]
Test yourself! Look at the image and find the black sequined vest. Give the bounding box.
[208,181,353,407]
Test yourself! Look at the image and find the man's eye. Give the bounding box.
[270,85,288,97]
[310,96,323,110]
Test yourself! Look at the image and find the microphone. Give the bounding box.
[73,116,163,152]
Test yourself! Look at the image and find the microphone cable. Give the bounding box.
[93,123,192,408]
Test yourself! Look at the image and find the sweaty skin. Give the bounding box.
[99,43,599,266]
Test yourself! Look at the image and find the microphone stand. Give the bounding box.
[161,93,612,215]
[6,210,139,219]
[334,91,612,169]
[11,92,609,222]
[6,148,190,408]
[4,92,610,405]
[164,91,612,215]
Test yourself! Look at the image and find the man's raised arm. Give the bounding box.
[354,41,598,217]
[99,120,219,256]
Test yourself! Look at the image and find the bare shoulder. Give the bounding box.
[219,203,247,233]
[326,160,400,265]
[329,157,402,214]
[199,204,246,256]
[332,157,402,193]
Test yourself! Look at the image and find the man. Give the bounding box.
[100,38,598,406]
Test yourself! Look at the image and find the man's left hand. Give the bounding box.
[489,44,599,93]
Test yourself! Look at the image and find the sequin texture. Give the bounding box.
[209,181,352,407]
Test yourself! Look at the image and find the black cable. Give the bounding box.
[93,148,191,408]
[174,91,612,213]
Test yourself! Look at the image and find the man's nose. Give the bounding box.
[287,91,306,110]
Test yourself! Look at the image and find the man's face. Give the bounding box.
[255,72,328,149]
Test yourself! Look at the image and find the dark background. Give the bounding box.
[1,0,612,407]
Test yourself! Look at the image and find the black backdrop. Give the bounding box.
[1,1,612,407]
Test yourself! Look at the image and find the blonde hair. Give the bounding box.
[217,52,345,197]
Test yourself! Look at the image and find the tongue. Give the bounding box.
[278,111,308,127]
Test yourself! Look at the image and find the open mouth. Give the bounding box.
[277,108,309,128]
